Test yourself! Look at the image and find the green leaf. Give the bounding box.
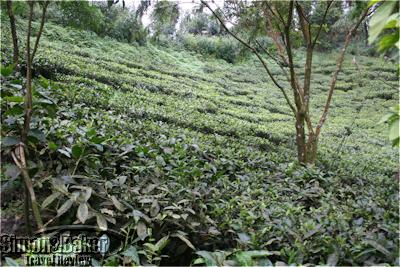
[192,257,205,265]
[52,179,69,195]
[4,96,24,103]
[196,251,218,267]
[368,0,381,8]
[365,240,391,256]
[48,141,58,151]
[150,199,160,217]
[1,64,15,77]
[110,195,125,211]
[10,83,22,90]
[80,187,92,202]
[243,250,274,257]
[90,136,105,144]
[327,251,339,266]
[57,148,71,158]
[4,164,20,179]
[5,257,19,266]
[96,214,108,231]
[39,76,50,89]
[172,233,196,250]
[122,245,140,265]
[256,258,273,267]
[136,221,147,241]
[86,128,97,138]
[29,129,46,142]
[156,155,166,166]
[57,199,73,217]
[384,13,400,29]
[154,236,169,252]
[2,136,20,147]
[378,32,399,52]
[237,232,251,244]
[234,251,253,266]
[4,106,24,116]
[369,1,396,44]
[42,192,61,209]
[77,203,89,223]
[72,144,83,158]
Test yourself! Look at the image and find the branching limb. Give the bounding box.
[283,1,304,108]
[255,39,290,82]
[312,0,333,48]
[315,6,372,137]
[200,0,296,114]
[31,1,50,61]
[12,144,44,230]
[21,1,34,144]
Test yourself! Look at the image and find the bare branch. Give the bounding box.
[31,1,50,61]
[200,0,296,114]
[264,1,286,27]
[312,1,333,48]
[255,39,291,84]
[22,1,34,145]
[316,6,372,137]
[283,1,304,107]
[295,1,311,46]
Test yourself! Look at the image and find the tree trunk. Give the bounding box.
[295,113,306,163]
[6,0,19,67]
[305,134,318,164]
[296,113,319,165]
[21,2,34,145]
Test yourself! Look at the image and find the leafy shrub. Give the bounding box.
[180,12,221,36]
[1,18,398,266]
[179,34,244,63]
[49,1,105,34]
[101,6,147,45]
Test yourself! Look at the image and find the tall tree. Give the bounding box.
[201,0,373,164]
[151,0,180,40]
[136,0,151,20]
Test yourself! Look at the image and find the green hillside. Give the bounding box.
[1,20,399,265]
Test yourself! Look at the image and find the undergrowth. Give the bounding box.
[1,18,399,266]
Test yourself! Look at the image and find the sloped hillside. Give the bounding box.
[1,20,399,265]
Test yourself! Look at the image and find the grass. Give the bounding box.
[1,19,399,265]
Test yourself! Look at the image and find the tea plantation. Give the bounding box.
[1,20,399,266]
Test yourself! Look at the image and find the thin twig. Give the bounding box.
[200,0,296,114]
[316,6,372,137]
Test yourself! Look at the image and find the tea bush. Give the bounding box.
[1,18,398,266]
[179,34,245,63]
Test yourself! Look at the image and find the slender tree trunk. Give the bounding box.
[6,0,19,67]
[305,134,318,164]
[296,120,318,164]
[21,2,34,145]
[18,1,49,232]
[295,113,306,163]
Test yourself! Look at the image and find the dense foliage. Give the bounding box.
[1,15,398,266]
